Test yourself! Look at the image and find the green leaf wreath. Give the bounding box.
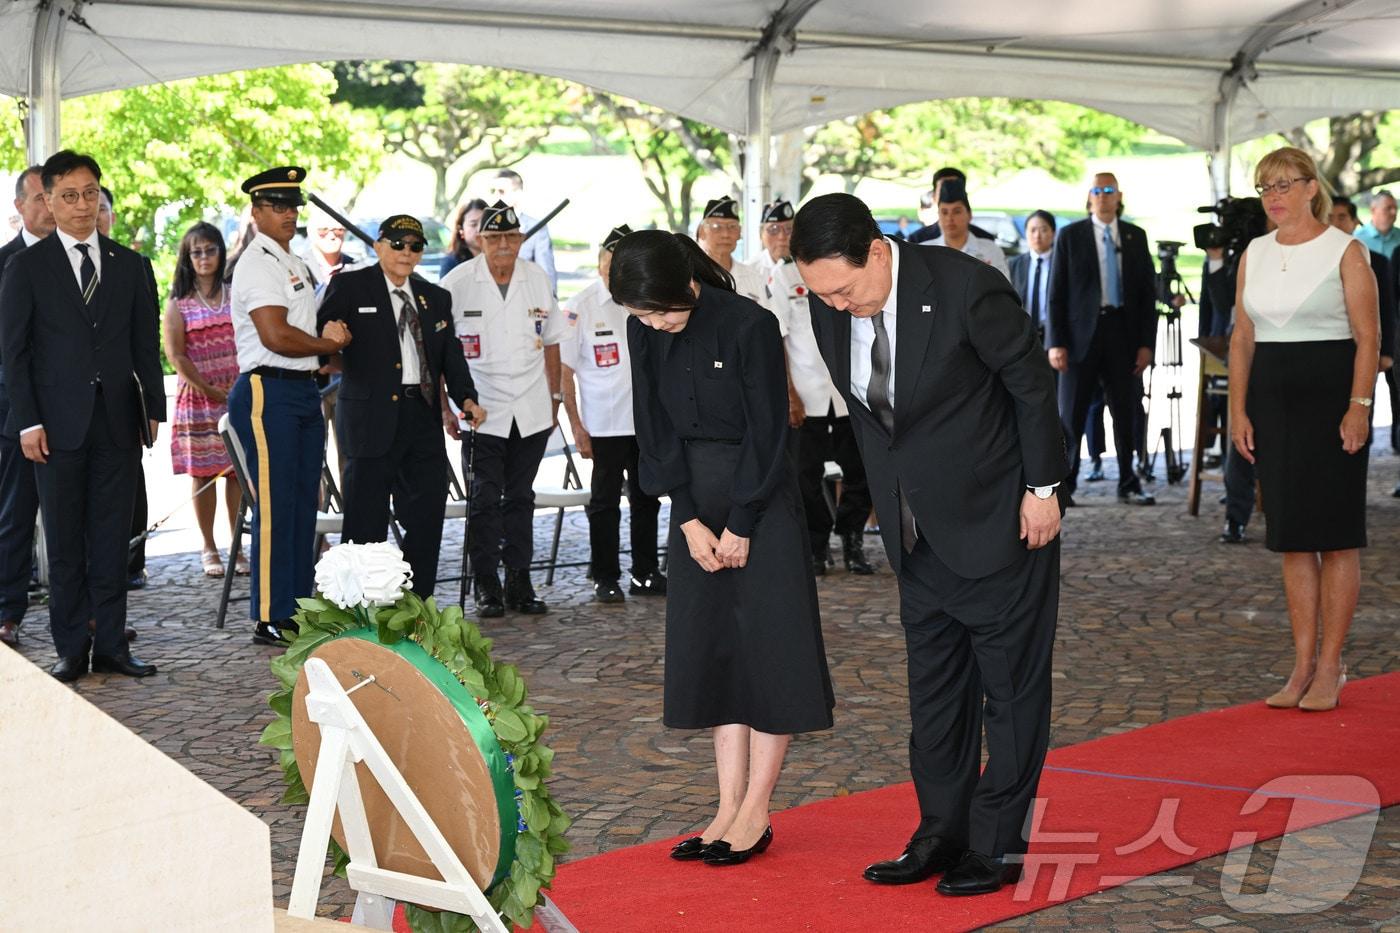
[259,588,570,931]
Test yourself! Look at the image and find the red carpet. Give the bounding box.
[543,672,1400,932]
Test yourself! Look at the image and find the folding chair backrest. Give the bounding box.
[218,413,257,505]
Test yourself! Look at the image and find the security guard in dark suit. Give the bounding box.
[318,215,485,596]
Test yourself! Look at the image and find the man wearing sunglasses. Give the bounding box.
[228,166,352,649]
[441,200,564,618]
[1047,172,1159,506]
[303,205,357,291]
[317,215,484,596]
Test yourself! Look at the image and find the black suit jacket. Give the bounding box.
[1047,217,1157,362]
[317,264,475,458]
[808,240,1067,578]
[1369,251,1396,359]
[0,233,165,449]
[0,234,30,392]
[1009,250,1054,341]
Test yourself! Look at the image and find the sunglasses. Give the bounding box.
[382,238,425,253]
[188,247,220,259]
[1089,186,1118,196]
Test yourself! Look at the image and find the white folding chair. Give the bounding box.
[531,426,592,586]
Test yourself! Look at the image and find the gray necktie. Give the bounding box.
[867,312,916,552]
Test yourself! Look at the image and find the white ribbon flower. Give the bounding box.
[315,541,413,610]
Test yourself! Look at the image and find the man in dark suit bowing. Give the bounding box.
[317,215,486,596]
[0,150,165,681]
[1047,173,1158,505]
[793,193,1066,897]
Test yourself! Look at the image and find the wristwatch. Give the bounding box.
[1029,484,1057,500]
[551,392,564,402]
[1350,396,1373,408]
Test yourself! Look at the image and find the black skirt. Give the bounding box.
[1247,339,1368,552]
[663,440,835,734]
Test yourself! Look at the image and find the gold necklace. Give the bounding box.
[195,282,223,312]
[1279,242,1297,272]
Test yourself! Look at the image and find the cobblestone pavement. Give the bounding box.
[9,450,1400,931]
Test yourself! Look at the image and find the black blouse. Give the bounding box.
[628,283,788,537]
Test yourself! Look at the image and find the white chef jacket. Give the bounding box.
[928,233,1012,283]
[560,278,634,437]
[230,232,319,372]
[441,254,564,438]
[769,260,847,418]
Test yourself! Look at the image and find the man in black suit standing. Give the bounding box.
[793,194,1066,897]
[1047,173,1158,505]
[317,215,486,596]
[1008,209,1057,348]
[0,151,165,681]
[0,165,54,649]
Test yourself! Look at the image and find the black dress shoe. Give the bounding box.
[669,836,712,861]
[1086,461,1105,482]
[252,619,297,646]
[593,580,626,603]
[50,654,89,683]
[474,573,506,618]
[841,532,874,575]
[936,850,1022,896]
[504,569,548,615]
[1118,491,1156,505]
[629,570,667,596]
[811,554,827,576]
[0,621,18,649]
[1219,520,1247,544]
[127,570,148,591]
[92,651,157,678]
[703,826,772,866]
[863,835,962,885]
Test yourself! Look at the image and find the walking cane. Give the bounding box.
[458,424,476,611]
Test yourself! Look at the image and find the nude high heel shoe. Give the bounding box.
[1298,665,1347,712]
[1266,674,1314,709]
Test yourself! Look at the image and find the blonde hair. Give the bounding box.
[1254,147,1330,223]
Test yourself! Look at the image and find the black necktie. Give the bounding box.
[867,312,916,552]
[75,242,97,305]
[394,288,433,405]
[1030,257,1043,323]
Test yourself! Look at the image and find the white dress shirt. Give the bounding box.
[769,261,847,417]
[230,232,319,372]
[19,227,42,248]
[849,238,900,410]
[385,273,423,385]
[560,278,635,437]
[56,228,101,287]
[441,255,564,439]
[1026,248,1052,324]
[928,233,1011,281]
[1090,216,1122,304]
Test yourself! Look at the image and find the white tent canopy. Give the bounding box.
[5,0,1400,236]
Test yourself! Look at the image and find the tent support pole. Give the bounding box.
[26,0,68,164]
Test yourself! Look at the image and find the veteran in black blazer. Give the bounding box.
[794,194,1066,897]
[0,152,164,681]
[317,215,484,596]
[1047,173,1158,503]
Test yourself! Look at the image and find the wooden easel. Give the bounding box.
[1188,336,1231,516]
[286,658,509,933]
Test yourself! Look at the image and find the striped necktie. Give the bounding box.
[75,242,97,305]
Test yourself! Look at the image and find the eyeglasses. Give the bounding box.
[1254,176,1310,196]
[382,238,425,253]
[702,221,741,233]
[55,188,101,205]
[763,223,793,237]
[188,247,220,259]
[315,227,346,238]
[1089,185,1118,196]
[254,200,297,215]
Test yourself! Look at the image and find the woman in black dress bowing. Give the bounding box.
[610,230,834,866]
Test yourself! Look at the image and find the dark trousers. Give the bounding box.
[0,397,39,624]
[585,434,659,583]
[341,394,449,598]
[796,410,872,551]
[227,373,324,623]
[1224,443,1256,527]
[466,421,550,577]
[35,392,139,658]
[1385,368,1399,453]
[128,467,147,576]
[1085,387,1106,462]
[899,535,1059,858]
[1059,313,1144,497]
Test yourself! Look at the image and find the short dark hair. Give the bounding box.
[1333,197,1358,221]
[791,193,883,267]
[99,186,114,208]
[493,169,523,188]
[40,150,102,191]
[14,165,42,201]
[1027,209,1057,230]
[608,231,733,312]
[932,167,966,186]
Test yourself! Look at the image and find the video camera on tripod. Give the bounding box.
[1193,196,1268,273]
[1141,240,1191,484]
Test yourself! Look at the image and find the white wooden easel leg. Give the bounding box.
[286,727,350,919]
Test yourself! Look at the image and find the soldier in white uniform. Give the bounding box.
[560,224,666,604]
[753,199,795,281]
[768,227,875,576]
[227,166,351,647]
[441,200,564,618]
[924,177,1012,282]
[695,196,772,310]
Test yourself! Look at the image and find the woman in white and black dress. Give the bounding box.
[1231,146,1379,712]
[609,230,834,866]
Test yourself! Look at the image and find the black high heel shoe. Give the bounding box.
[669,836,712,861]
[703,826,773,866]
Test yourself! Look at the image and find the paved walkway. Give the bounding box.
[8,450,1400,931]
